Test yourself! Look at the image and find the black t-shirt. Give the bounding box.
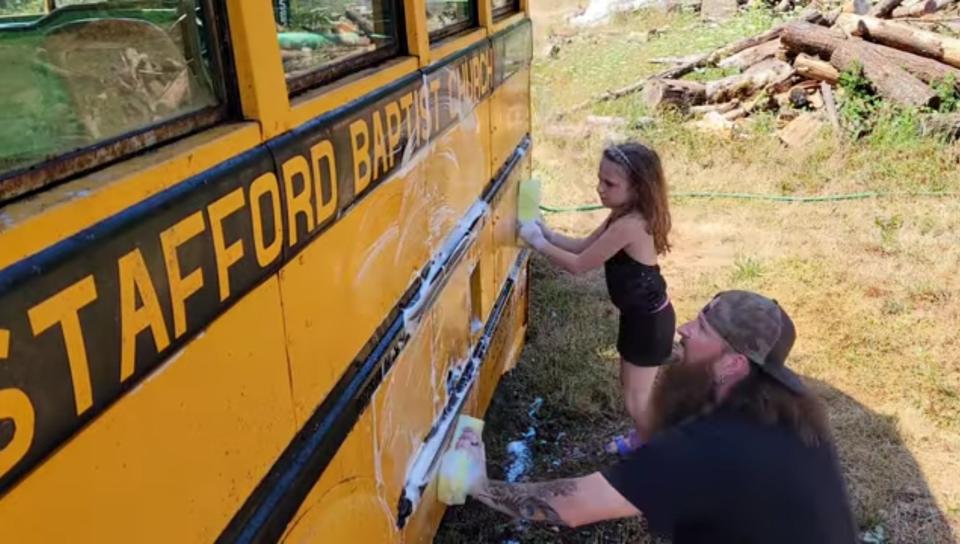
[602,408,857,544]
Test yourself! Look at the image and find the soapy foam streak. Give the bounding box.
[397,252,528,526]
[402,200,488,333]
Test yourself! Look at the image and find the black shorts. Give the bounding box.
[617,302,676,366]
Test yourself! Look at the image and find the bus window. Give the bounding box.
[0,1,44,18]
[50,0,100,6]
[491,0,519,20]
[275,0,402,95]
[0,0,225,203]
[497,18,530,82]
[426,0,476,42]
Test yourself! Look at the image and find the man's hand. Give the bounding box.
[455,428,489,496]
[456,427,641,528]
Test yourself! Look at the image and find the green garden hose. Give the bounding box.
[539,190,960,213]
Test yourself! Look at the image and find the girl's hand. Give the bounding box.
[518,220,547,250]
[535,218,552,243]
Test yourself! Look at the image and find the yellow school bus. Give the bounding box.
[0,0,531,541]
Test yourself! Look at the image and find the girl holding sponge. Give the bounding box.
[518,142,675,455]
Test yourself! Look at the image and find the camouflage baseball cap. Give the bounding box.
[703,290,806,395]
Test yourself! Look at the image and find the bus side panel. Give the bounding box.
[474,204,500,325]
[0,278,296,543]
[492,252,529,383]
[424,99,492,241]
[280,403,388,542]
[254,28,524,544]
[276,158,429,424]
[489,68,531,175]
[279,334,416,543]
[280,248,529,543]
[424,253,474,416]
[402,254,529,544]
[492,154,526,293]
[490,20,532,181]
[281,247,481,542]
[0,144,286,496]
[480,153,530,411]
[281,477,396,543]
[373,249,480,538]
[275,80,499,425]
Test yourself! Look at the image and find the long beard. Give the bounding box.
[648,352,717,436]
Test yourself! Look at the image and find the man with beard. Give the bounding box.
[455,290,856,543]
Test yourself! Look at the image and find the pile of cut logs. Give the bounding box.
[639,5,960,143]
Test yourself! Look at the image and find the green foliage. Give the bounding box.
[931,74,960,113]
[731,254,765,283]
[838,64,882,139]
[867,106,921,149]
[288,2,340,31]
[747,105,776,136]
[685,65,739,83]
[838,68,960,144]
[874,214,903,250]
[830,67,958,188]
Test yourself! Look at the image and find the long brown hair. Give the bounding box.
[724,368,833,448]
[603,142,672,254]
[650,361,833,448]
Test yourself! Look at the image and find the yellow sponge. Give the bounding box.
[437,415,485,506]
[517,178,541,223]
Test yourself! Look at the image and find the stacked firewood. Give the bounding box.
[640,5,960,143]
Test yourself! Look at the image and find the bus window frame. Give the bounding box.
[284,0,407,97]
[283,0,510,149]
[287,43,403,96]
[427,0,479,43]
[491,0,519,21]
[0,0,235,205]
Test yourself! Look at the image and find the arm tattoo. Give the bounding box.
[475,479,579,526]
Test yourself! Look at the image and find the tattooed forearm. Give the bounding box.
[474,479,579,526]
